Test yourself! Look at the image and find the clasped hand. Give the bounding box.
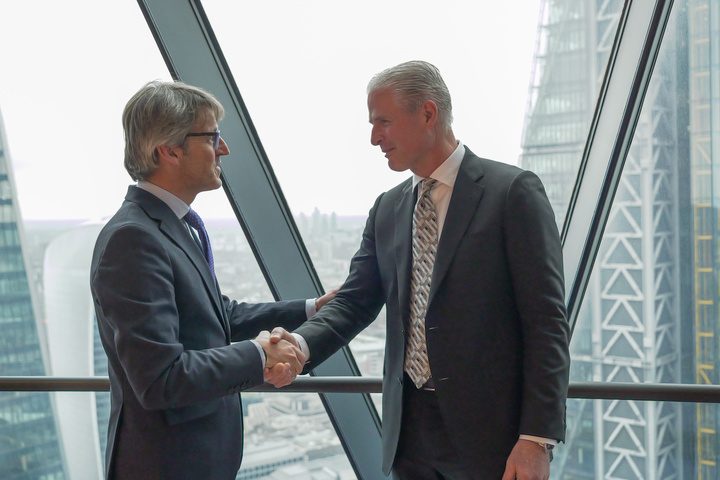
[254,328,305,388]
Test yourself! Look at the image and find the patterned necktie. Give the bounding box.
[184,209,215,278]
[405,178,438,388]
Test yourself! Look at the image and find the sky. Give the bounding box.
[0,0,542,221]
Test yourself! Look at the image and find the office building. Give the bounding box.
[0,110,67,478]
[43,224,106,479]
[520,1,718,478]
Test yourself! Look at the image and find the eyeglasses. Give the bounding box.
[185,130,220,150]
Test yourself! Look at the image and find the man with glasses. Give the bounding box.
[186,129,221,150]
[91,80,333,480]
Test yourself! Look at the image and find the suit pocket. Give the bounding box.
[164,398,222,426]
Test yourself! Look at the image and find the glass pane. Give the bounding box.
[0,1,170,478]
[519,0,622,228]
[202,1,544,223]
[0,1,354,479]
[556,398,701,479]
[534,1,713,478]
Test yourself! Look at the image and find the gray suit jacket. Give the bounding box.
[91,186,307,480]
[294,148,570,476]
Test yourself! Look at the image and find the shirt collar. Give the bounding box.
[136,180,190,219]
[412,141,465,189]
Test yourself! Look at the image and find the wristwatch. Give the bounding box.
[536,442,554,461]
[536,442,554,454]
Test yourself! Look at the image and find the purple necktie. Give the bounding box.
[184,209,215,278]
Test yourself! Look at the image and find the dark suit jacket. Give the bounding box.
[91,186,307,480]
[294,148,570,476]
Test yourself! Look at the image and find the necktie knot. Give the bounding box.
[184,208,205,232]
[420,178,437,196]
[184,209,215,278]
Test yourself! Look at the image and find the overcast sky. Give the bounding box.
[0,1,542,221]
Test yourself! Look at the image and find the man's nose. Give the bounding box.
[217,136,230,155]
[370,128,381,146]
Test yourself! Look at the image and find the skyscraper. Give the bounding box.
[687,1,720,478]
[520,1,686,478]
[0,109,67,478]
[43,223,106,479]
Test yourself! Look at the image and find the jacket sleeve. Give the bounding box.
[505,170,570,441]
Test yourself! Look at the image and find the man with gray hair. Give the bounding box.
[91,80,333,479]
[290,61,570,479]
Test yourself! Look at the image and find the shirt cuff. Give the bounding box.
[305,298,317,318]
[292,333,310,361]
[519,434,557,445]
[250,340,266,369]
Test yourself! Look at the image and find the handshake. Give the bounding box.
[254,327,306,388]
[253,287,338,388]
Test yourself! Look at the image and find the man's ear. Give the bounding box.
[421,100,439,127]
[156,144,182,165]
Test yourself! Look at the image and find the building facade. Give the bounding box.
[0,111,67,478]
[521,0,707,478]
[43,224,106,479]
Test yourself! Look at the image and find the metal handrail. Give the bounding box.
[2,377,720,403]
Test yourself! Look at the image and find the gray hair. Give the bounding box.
[367,60,453,132]
[122,80,225,181]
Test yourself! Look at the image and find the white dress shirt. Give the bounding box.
[412,141,465,239]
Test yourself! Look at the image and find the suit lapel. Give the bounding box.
[162,219,231,343]
[394,180,415,327]
[429,153,485,305]
[126,187,230,341]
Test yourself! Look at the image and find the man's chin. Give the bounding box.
[388,161,408,173]
[202,180,223,193]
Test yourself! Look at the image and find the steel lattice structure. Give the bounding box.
[521,0,685,478]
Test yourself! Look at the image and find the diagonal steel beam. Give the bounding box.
[562,0,675,333]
